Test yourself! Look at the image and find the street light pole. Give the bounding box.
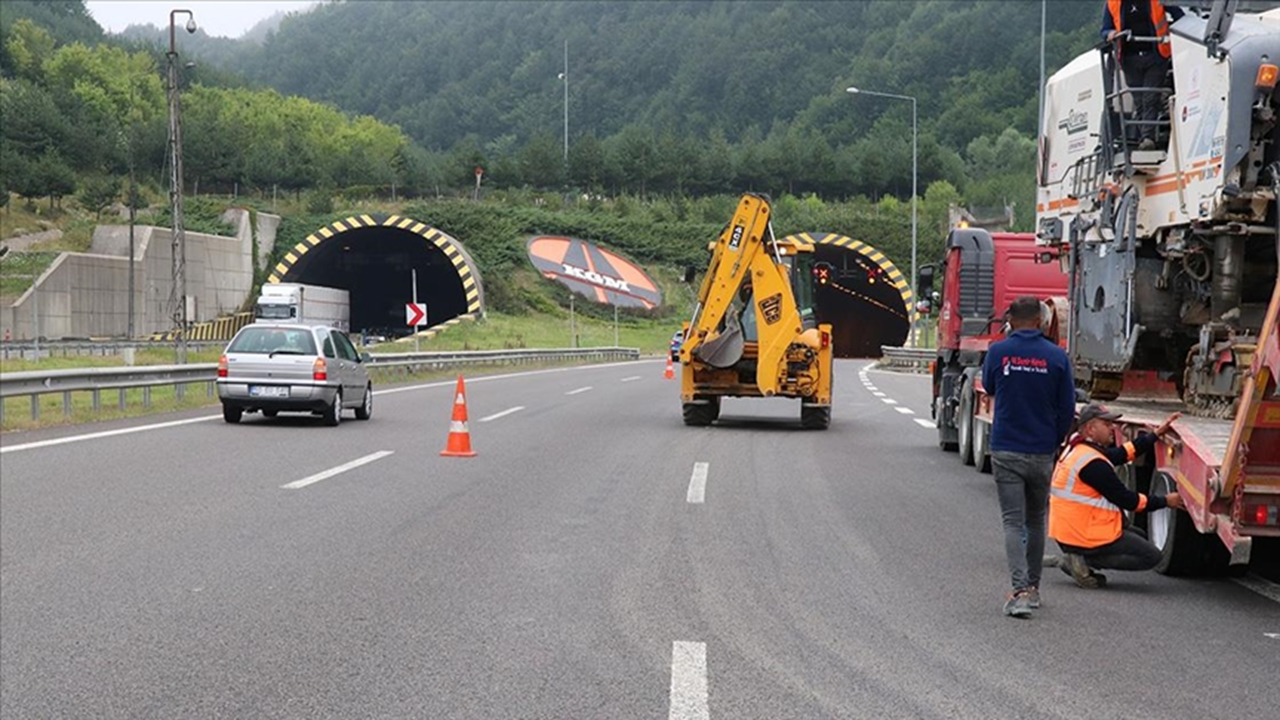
[167,8,195,362]
[559,39,569,164]
[846,86,918,345]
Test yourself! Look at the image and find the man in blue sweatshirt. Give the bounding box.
[982,296,1077,618]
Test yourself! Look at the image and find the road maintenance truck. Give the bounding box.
[679,192,834,428]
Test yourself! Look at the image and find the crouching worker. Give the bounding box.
[1048,404,1184,588]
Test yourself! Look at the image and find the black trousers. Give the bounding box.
[1060,529,1163,571]
[1121,52,1170,142]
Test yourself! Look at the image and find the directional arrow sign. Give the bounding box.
[405,302,427,327]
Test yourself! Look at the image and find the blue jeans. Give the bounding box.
[992,451,1055,591]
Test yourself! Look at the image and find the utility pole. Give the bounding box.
[559,39,569,164]
[167,9,195,362]
[128,159,136,339]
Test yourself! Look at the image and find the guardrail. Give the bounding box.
[0,347,640,423]
[0,340,227,361]
[879,346,933,372]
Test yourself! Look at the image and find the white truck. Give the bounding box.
[253,283,350,332]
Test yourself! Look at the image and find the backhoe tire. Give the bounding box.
[800,402,831,430]
[682,396,720,426]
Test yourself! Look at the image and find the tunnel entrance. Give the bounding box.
[784,233,914,358]
[269,214,483,338]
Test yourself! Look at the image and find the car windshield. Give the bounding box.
[227,327,317,355]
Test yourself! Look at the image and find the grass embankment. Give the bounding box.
[0,312,676,433]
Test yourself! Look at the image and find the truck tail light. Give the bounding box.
[1249,504,1278,526]
[313,358,327,381]
[217,355,228,378]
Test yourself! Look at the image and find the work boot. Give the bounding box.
[1061,553,1104,589]
[1003,590,1033,618]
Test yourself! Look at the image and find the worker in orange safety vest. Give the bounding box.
[1048,403,1184,588]
[1101,0,1185,150]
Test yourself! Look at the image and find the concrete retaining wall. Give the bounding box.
[1,209,280,340]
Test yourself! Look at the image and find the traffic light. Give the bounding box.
[813,262,832,286]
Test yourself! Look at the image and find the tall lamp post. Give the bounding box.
[167,9,196,362]
[846,86,917,345]
[557,39,569,164]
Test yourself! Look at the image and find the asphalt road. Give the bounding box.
[2,359,1277,718]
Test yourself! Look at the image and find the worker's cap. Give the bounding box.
[1078,403,1123,425]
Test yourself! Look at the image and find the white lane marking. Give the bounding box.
[621,376,642,382]
[872,392,886,397]
[1265,633,1280,639]
[914,418,937,429]
[687,462,709,504]
[1,360,651,455]
[281,450,394,490]
[478,406,524,423]
[0,415,220,455]
[880,398,898,405]
[566,386,593,395]
[1233,575,1280,604]
[894,406,915,415]
[669,641,709,720]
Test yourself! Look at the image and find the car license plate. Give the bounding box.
[249,385,290,398]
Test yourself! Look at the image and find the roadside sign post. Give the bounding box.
[408,269,427,353]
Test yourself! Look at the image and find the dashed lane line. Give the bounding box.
[478,406,524,423]
[687,462,709,504]
[880,398,898,405]
[894,406,915,415]
[281,451,394,490]
[621,376,642,382]
[914,418,937,429]
[566,386,594,395]
[669,641,710,720]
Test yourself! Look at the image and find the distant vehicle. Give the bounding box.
[254,283,350,332]
[669,329,684,362]
[217,323,373,426]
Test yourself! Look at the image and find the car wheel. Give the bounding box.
[355,384,373,420]
[222,404,242,424]
[324,390,342,427]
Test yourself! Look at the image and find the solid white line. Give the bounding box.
[1233,574,1280,604]
[881,397,898,405]
[1,360,651,455]
[0,415,220,454]
[281,451,394,490]
[478,406,524,423]
[566,386,594,395]
[687,462,709,504]
[669,641,709,720]
[914,418,936,428]
[894,406,915,415]
[621,376,642,382]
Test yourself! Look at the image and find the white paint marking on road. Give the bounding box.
[621,376,642,382]
[669,641,709,720]
[1233,575,1280,604]
[478,406,525,423]
[281,451,394,490]
[376,358,649,397]
[894,406,915,415]
[566,386,594,395]
[0,415,220,455]
[914,418,937,429]
[880,398,898,405]
[1264,632,1280,639]
[687,462,709,504]
[872,391,886,397]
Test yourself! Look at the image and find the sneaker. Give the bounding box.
[1042,555,1061,569]
[1061,553,1103,589]
[1137,137,1156,151]
[1026,586,1041,609]
[1003,590,1033,618]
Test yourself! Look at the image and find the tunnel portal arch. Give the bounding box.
[783,232,917,358]
[269,214,483,337]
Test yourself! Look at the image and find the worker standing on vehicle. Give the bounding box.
[1101,0,1185,150]
[1050,405,1184,588]
[983,296,1077,618]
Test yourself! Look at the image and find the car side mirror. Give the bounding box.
[916,264,935,294]
[360,352,372,363]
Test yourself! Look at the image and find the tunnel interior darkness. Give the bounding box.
[281,227,470,337]
[811,245,910,358]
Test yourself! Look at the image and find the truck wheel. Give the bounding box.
[1150,471,1227,576]
[800,401,831,430]
[682,397,719,426]
[324,390,342,427]
[958,383,975,466]
[222,404,242,424]
[972,417,991,473]
[355,384,373,420]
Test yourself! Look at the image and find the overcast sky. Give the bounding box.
[85,1,320,39]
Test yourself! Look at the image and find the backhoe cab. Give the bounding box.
[679,193,834,428]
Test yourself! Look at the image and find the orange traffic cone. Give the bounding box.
[440,375,477,457]
[664,355,675,380]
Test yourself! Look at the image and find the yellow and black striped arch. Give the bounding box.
[783,232,917,322]
[267,214,483,314]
